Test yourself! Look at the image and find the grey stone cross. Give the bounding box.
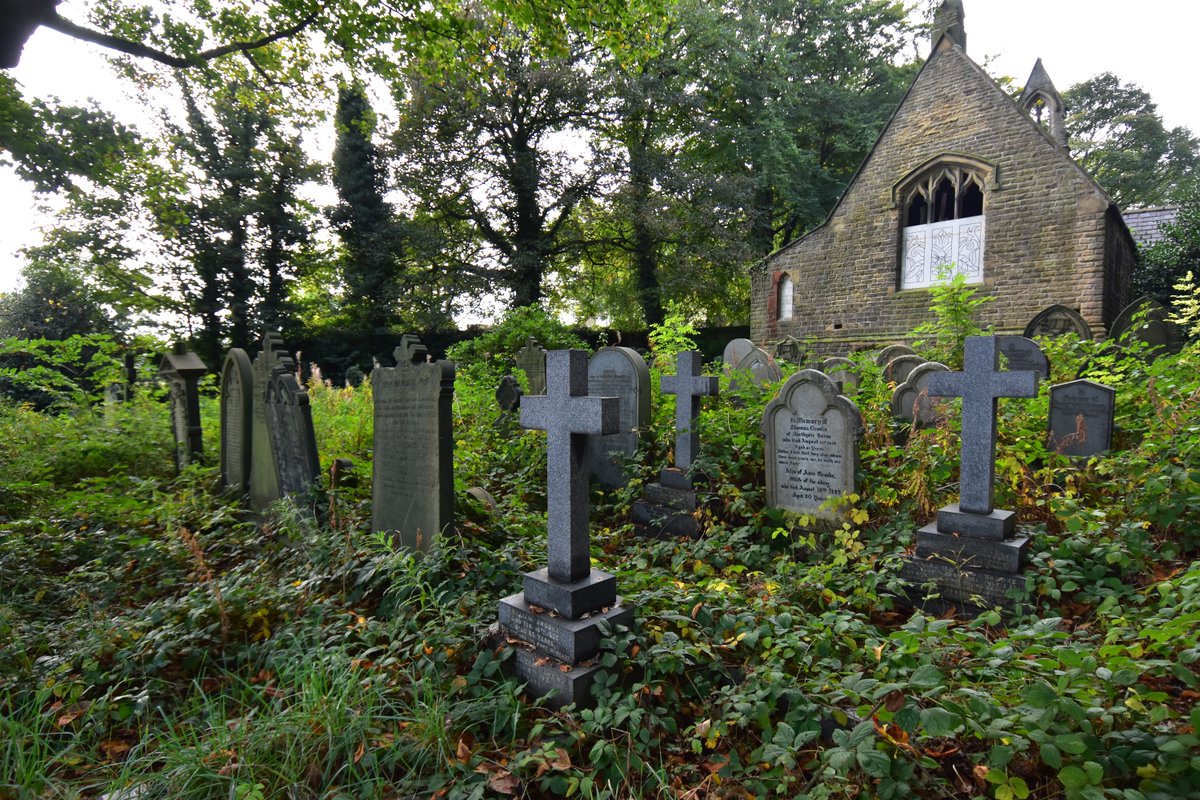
[660,351,718,470]
[521,350,620,582]
[928,336,1038,515]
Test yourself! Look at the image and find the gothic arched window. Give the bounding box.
[777,273,794,321]
[896,157,992,290]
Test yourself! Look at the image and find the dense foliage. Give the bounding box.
[1,314,1198,799]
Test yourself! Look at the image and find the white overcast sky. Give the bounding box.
[1,0,1198,294]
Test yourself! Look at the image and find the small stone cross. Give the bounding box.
[660,351,718,470]
[520,350,619,583]
[927,336,1038,515]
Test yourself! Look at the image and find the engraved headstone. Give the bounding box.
[761,370,862,520]
[1048,379,1115,458]
[219,348,254,494]
[1109,297,1181,358]
[584,346,651,488]
[516,336,548,395]
[372,335,456,552]
[159,345,208,473]
[730,347,783,389]
[876,344,916,367]
[883,353,927,384]
[891,361,950,427]
[821,357,860,394]
[265,369,322,503]
[249,332,294,511]
[722,338,757,370]
[1023,304,1093,340]
[497,350,632,709]
[997,335,1050,380]
[773,336,804,364]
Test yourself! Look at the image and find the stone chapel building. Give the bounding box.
[749,0,1136,352]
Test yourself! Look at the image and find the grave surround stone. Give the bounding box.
[372,335,456,552]
[159,345,208,472]
[996,336,1050,381]
[761,369,862,520]
[584,346,651,489]
[1048,379,1115,458]
[264,368,321,502]
[516,336,548,395]
[497,350,633,709]
[220,348,254,495]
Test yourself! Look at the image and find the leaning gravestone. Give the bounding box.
[997,336,1050,381]
[1048,379,1115,458]
[516,336,548,395]
[265,368,322,503]
[1023,304,1093,340]
[1109,297,1181,359]
[761,370,862,520]
[219,348,254,495]
[249,332,295,511]
[876,344,916,367]
[891,361,950,428]
[159,345,208,473]
[901,336,1038,613]
[821,357,860,394]
[730,347,783,390]
[497,350,632,709]
[723,338,757,371]
[632,352,719,538]
[773,336,804,365]
[584,346,651,488]
[883,353,927,384]
[372,335,456,551]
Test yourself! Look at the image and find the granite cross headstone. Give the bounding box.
[1048,379,1115,458]
[659,351,719,472]
[585,346,651,488]
[516,336,548,395]
[220,348,254,495]
[372,335,456,551]
[159,345,208,473]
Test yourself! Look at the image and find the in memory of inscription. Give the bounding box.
[761,369,862,519]
[372,335,456,552]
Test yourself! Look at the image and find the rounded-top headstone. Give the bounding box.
[821,357,860,395]
[996,336,1050,381]
[496,375,523,413]
[891,361,950,426]
[883,353,927,384]
[732,347,784,389]
[1108,297,1181,358]
[1023,304,1093,340]
[876,344,916,367]
[723,338,757,370]
[220,348,254,494]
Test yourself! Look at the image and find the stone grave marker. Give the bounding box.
[1048,379,1115,458]
[1109,297,1181,358]
[1023,304,1092,340]
[516,336,547,395]
[584,346,651,488]
[891,361,950,427]
[997,335,1050,380]
[761,369,862,520]
[372,335,456,552]
[219,348,254,495]
[876,344,916,367]
[883,353,926,384]
[496,375,523,414]
[730,347,783,390]
[901,336,1039,612]
[722,337,757,370]
[773,336,804,364]
[821,357,860,394]
[497,350,633,709]
[265,368,322,503]
[159,344,208,472]
[249,332,295,511]
[633,352,719,538]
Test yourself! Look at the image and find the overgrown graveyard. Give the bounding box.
[1,306,1199,800]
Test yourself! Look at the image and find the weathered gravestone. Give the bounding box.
[497,350,633,709]
[773,336,805,364]
[372,335,456,551]
[516,336,548,395]
[1048,379,1115,458]
[219,348,254,495]
[632,352,719,538]
[876,344,916,367]
[891,361,950,428]
[496,375,523,414]
[730,347,783,390]
[821,357,860,395]
[1109,297,1181,358]
[723,337,757,370]
[249,332,295,511]
[883,353,927,384]
[1023,304,1092,340]
[997,335,1050,381]
[761,370,862,520]
[265,368,322,504]
[159,345,208,472]
[901,336,1038,612]
[584,346,651,488]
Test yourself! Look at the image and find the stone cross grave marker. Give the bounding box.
[927,335,1038,531]
[997,335,1050,380]
[876,344,916,367]
[821,357,859,394]
[516,336,547,395]
[1049,379,1115,458]
[372,335,456,552]
[585,346,651,488]
[159,345,208,473]
[761,369,862,520]
[498,350,633,708]
[892,361,950,428]
[265,368,321,503]
[220,348,254,495]
[249,332,294,511]
[659,351,719,472]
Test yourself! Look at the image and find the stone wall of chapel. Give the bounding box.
[751,46,1130,352]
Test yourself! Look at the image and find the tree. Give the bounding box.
[1136,180,1200,304]
[1065,72,1199,209]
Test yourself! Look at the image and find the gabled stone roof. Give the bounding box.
[1123,206,1180,247]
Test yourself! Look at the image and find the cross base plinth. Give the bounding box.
[507,649,612,711]
[915,524,1030,573]
[936,503,1017,540]
[900,518,1033,617]
[522,568,616,619]
[632,469,703,539]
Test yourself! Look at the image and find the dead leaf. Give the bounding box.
[559,664,573,673]
[99,739,132,760]
[691,602,703,619]
[534,657,552,667]
[353,740,366,764]
[884,690,905,712]
[528,604,545,615]
[456,732,475,762]
[550,747,571,770]
[55,701,91,728]
[488,770,520,795]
